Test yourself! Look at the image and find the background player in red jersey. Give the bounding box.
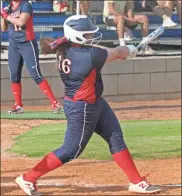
[0,0,61,114]
[15,15,161,195]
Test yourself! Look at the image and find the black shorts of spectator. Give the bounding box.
[134,0,177,28]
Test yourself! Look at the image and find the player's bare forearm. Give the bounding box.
[6,13,30,27]
[1,18,8,32]
[106,46,130,62]
[93,44,130,61]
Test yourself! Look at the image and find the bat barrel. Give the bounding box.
[136,26,165,49]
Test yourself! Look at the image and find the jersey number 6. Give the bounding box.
[58,55,71,74]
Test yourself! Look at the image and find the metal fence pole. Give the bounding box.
[76,0,80,15]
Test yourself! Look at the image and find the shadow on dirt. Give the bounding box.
[113,105,181,112]
[160,185,182,195]
[1,160,113,173]
[1,184,181,195]
[1,175,77,183]
[1,186,52,196]
[61,184,128,194]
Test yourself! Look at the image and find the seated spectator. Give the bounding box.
[80,0,89,15]
[71,0,89,15]
[78,1,135,41]
[104,1,135,41]
[53,0,68,13]
[103,0,155,55]
[141,0,177,27]
[157,1,174,17]
[172,0,181,25]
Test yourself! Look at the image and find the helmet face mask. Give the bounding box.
[63,15,102,45]
[84,32,102,45]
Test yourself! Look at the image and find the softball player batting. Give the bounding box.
[15,15,161,195]
[0,0,61,114]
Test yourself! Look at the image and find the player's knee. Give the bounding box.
[32,75,44,84]
[54,145,82,163]
[141,15,149,23]
[11,80,21,84]
[117,15,125,22]
[109,132,127,154]
[11,78,21,83]
[10,75,21,83]
[30,67,44,84]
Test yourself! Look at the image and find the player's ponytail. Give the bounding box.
[56,41,71,70]
[39,36,69,55]
[39,37,57,54]
[39,36,71,69]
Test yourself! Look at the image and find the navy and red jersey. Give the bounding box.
[58,46,108,103]
[7,0,35,43]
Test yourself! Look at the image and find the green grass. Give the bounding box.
[1,111,66,120]
[9,120,181,160]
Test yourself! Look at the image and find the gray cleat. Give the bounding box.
[128,178,161,194]
[8,105,24,114]
[52,102,62,114]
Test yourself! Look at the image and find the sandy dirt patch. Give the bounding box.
[1,100,181,195]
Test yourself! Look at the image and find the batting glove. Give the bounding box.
[0,8,9,19]
[127,45,138,57]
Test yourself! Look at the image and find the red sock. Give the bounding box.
[11,83,22,106]
[23,152,63,183]
[38,79,58,105]
[112,148,142,184]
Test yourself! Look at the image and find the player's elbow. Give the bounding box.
[18,21,26,27]
[18,18,28,27]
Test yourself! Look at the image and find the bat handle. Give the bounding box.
[136,45,140,50]
[136,43,144,50]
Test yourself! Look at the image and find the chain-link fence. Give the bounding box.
[1,0,181,60]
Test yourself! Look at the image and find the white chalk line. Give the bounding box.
[1,182,182,188]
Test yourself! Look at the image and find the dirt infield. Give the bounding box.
[1,100,181,195]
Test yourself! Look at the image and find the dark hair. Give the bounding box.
[56,42,71,69]
[39,36,70,54]
[39,36,71,69]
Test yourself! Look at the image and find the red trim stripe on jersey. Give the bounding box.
[26,16,35,41]
[73,69,97,104]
